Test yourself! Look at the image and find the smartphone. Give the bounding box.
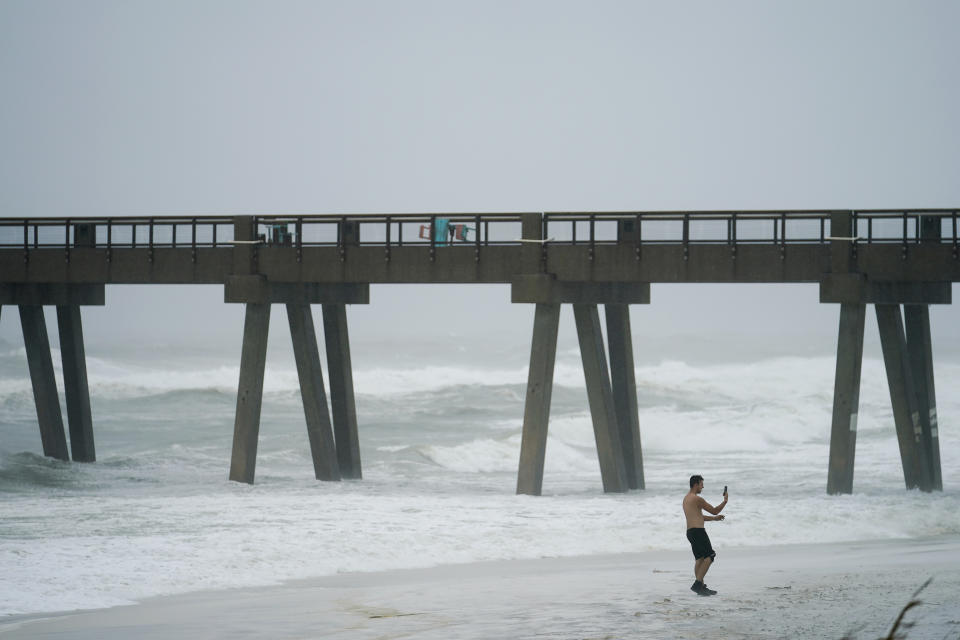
[723,485,728,495]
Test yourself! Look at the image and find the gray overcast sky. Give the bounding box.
[1,1,958,359]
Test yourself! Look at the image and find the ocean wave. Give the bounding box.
[355,365,537,395]
[3,351,957,405]
[1,345,959,618]
[2,487,958,617]
[0,452,78,492]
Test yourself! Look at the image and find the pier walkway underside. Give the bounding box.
[1,210,956,495]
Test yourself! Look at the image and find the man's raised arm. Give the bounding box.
[698,496,728,516]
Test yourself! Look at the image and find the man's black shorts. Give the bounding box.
[686,527,716,561]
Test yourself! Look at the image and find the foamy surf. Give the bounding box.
[1,351,958,617]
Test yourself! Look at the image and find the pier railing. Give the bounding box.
[251,213,526,248]
[0,216,237,249]
[1,210,957,251]
[543,209,959,246]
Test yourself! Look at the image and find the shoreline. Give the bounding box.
[2,536,959,639]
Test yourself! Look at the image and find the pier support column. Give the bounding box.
[56,305,95,462]
[827,303,865,495]
[605,304,644,490]
[573,304,628,493]
[517,303,560,496]
[19,305,70,461]
[288,304,340,481]
[322,304,362,479]
[229,303,271,484]
[905,305,942,491]
[876,305,926,491]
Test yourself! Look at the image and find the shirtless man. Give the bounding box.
[682,474,728,596]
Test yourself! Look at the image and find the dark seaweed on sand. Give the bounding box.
[840,578,938,640]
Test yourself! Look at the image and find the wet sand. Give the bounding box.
[2,536,958,639]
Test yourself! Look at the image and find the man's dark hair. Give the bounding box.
[690,475,704,488]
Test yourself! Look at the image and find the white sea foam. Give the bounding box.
[0,357,571,401]
[3,346,936,408]
[1,354,959,617]
[354,365,528,395]
[2,484,958,617]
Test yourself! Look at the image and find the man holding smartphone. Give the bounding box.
[682,475,728,596]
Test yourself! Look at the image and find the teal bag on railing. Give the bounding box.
[434,218,450,246]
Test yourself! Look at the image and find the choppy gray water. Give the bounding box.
[1,334,958,616]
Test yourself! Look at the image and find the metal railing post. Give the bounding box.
[851,211,859,260]
[385,216,391,263]
[902,211,909,260]
[589,214,595,261]
[953,211,958,259]
[296,217,303,262]
[780,213,787,259]
[731,212,738,259]
[635,213,642,261]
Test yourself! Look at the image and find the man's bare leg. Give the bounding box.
[691,558,717,595]
[694,557,712,582]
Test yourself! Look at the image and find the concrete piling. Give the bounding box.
[19,305,70,461]
[904,305,942,491]
[229,303,271,484]
[875,304,926,491]
[322,304,362,479]
[287,304,341,481]
[573,304,628,493]
[224,284,368,484]
[56,305,96,462]
[516,303,561,496]
[604,304,644,490]
[827,303,866,495]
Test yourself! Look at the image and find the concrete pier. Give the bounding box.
[573,304,628,494]
[826,303,866,495]
[56,305,96,462]
[905,305,942,491]
[827,303,867,494]
[876,304,926,491]
[605,304,644,490]
[229,303,271,484]
[224,282,368,484]
[516,303,561,496]
[322,304,362,479]
[513,279,648,494]
[822,273,948,494]
[19,305,70,461]
[287,303,340,481]
[1,210,956,495]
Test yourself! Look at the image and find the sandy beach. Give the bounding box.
[2,536,958,640]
